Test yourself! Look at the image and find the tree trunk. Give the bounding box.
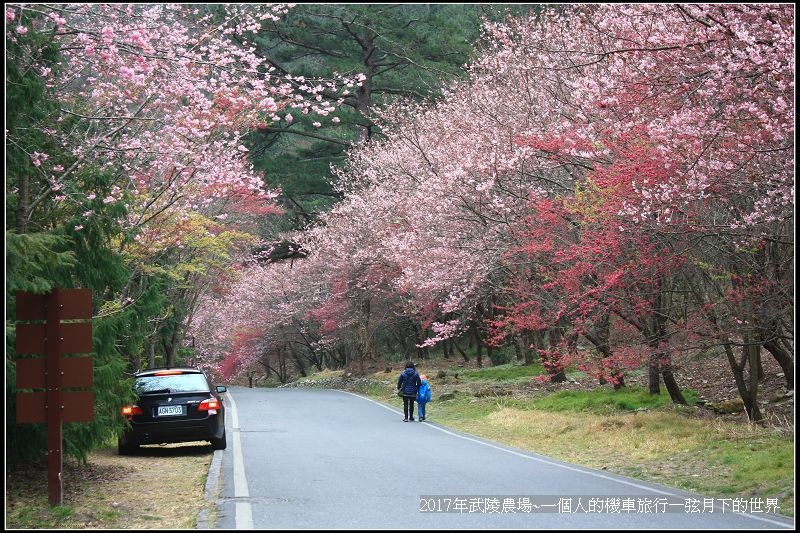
[15,172,29,233]
[260,360,272,380]
[356,29,376,143]
[660,355,686,404]
[545,325,567,382]
[763,339,794,389]
[165,329,180,367]
[584,314,625,389]
[744,332,763,422]
[288,343,308,378]
[722,335,763,423]
[648,353,661,395]
[282,350,288,383]
[650,288,684,402]
[332,347,347,368]
[474,327,483,369]
[416,326,430,360]
[355,298,378,363]
[513,338,522,362]
[453,339,470,362]
[751,240,793,388]
[148,337,157,369]
[526,332,540,364]
[647,277,667,395]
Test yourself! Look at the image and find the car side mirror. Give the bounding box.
[216,385,227,393]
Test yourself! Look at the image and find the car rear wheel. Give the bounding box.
[211,430,227,450]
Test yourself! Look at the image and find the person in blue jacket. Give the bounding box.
[397,361,421,422]
[416,374,431,421]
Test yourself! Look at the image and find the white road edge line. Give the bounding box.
[336,390,793,529]
[225,390,254,529]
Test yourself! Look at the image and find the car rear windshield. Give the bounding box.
[135,373,210,394]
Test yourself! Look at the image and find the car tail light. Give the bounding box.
[121,405,143,417]
[154,370,184,375]
[198,399,220,412]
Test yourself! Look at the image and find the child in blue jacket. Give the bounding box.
[416,374,432,421]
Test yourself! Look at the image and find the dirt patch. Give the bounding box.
[5,442,213,529]
[626,352,794,431]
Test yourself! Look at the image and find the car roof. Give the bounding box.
[135,367,206,377]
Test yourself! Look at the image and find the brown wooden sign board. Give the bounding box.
[15,322,93,355]
[16,357,94,389]
[16,391,94,423]
[15,289,95,507]
[16,289,92,321]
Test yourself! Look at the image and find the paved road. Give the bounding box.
[207,387,793,529]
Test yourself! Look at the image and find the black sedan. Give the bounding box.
[118,367,227,454]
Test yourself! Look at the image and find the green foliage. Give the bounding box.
[6,234,139,464]
[5,232,77,294]
[261,4,479,92]
[6,11,67,234]
[531,387,700,413]
[458,363,546,382]
[488,348,513,366]
[246,4,493,234]
[6,159,143,463]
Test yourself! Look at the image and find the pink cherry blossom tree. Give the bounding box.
[7,3,361,371]
[189,4,792,413]
[8,3,353,237]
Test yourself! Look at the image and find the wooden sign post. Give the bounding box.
[15,288,94,506]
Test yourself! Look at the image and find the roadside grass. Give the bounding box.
[306,368,347,379]
[371,385,794,518]
[365,380,392,397]
[5,442,213,529]
[451,362,546,382]
[529,386,700,413]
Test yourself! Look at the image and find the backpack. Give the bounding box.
[418,382,431,403]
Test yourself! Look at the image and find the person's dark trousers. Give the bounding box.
[403,395,415,419]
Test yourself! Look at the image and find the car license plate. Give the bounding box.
[157,405,184,416]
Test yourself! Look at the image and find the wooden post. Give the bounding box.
[15,288,93,507]
[46,289,64,506]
